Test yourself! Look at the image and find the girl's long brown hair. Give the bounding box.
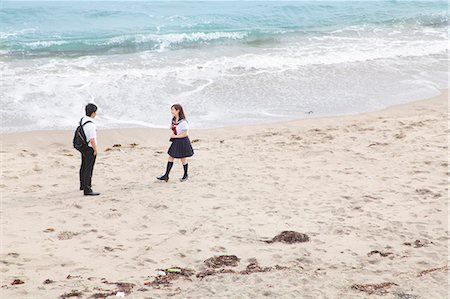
[171,104,186,121]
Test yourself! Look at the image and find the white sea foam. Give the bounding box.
[0,28,36,39]
[1,45,446,133]
[25,40,68,49]
[1,18,448,132]
[101,31,248,49]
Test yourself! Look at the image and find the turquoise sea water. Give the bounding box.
[0,1,448,131]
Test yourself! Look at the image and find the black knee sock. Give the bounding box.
[165,161,174,177]
[183,163,188,178]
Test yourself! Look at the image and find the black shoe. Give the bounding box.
[156,175,169,182]
[84,191,100,196]
[180,175,188,182]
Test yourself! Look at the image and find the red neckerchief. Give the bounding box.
[171,119,179,135]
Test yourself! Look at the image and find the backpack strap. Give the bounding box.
[79,118,94,144]
[80,118,93,127]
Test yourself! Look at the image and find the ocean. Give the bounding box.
[0,1,448,132]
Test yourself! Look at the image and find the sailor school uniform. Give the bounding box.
[168,118,194,158]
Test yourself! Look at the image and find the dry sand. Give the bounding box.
[1,90,448,298]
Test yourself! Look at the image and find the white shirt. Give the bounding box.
[81,116,97,147]
[176,120,189,135]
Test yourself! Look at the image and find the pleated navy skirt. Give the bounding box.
[168,137,194,158]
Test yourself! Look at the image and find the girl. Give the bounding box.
[157,104,194,182]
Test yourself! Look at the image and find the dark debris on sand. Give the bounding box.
[204,255,240,268]
[196,259,289,279]
[417,265,449,277]
[89,291,116,299]
[351,282,398,295]
[367,250,393,257]
[43,279,55,284]
[144,268,194,288]
[59,290,83,298]
[55,260,293,295]
[403,240,430,248]
[264,231,310,244]
[240,262,272,274]
[11,279,24,285]
[239,261,290,275]
[196,268,236,280]
[101,282,135,294]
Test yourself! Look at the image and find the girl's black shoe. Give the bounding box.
[180,175,188,182]
[157,175,169,182]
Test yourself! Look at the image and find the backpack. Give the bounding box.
[73,118,92,152]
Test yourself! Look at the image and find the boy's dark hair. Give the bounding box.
[85,103,98,116]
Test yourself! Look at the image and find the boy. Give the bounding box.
[79,103,100,196]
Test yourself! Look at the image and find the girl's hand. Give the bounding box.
[170,132,177,139]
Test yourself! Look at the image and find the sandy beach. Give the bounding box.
[0,90,448,298]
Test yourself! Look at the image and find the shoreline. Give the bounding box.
[1,89,448,298]
[1,89,447,149]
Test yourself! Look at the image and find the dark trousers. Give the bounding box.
[79,147,96,192]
